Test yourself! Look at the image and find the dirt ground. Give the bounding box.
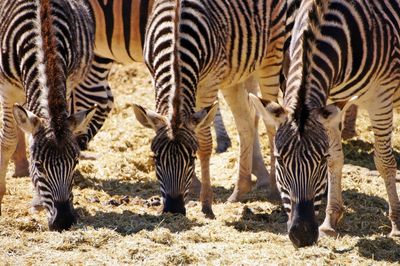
[1,63,400,265]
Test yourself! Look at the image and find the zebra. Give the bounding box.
[69,0,272,193]
[0,0,96,231]
[251,0,400,247]
[75,0,233,154]
[10,0,237,183]
[133,0,286,217]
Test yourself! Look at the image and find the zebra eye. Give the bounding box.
[320,154,330,164]
[275,156,283,164]
[74,157,79,165]
[35,161,45,173]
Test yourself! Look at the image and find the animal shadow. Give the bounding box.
[74,170,160,199]
[356,237,400,262]
[225,205,287,234]
[338,189,391,237]
[75,207,202,236]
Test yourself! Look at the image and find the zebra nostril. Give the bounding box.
[163,194,186,215]
[48,201,77,231]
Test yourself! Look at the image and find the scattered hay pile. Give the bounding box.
[0,64,400,265]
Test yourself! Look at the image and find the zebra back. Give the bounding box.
[88,0,154,62]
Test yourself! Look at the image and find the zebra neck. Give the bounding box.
[152,0,197,128]
[24,0,69,133]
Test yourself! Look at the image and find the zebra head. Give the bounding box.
[250,94,341,247]
[133,103,218,215]
[13,104,96,231]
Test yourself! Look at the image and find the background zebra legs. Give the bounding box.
[341,105,358,140]
[196,124,215,218]
[213,109,232,153]
[368,94,400,237]
[223,83,258,203]
[0,101,21,214]
[319,108,345,237]
[11,128,29,177]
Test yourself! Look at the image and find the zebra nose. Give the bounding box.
[288,200,319,247]
[288,219,319,247]
[48,201,77,232]
[163,194,186,215]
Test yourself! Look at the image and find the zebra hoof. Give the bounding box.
[319,225,338,238]
[389,224,400,237]
[215,137,232,153]
[12,166,29,178]
[201,205,215,219]
[227,190,242,203]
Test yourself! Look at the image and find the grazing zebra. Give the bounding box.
[78,0,233,153]
[133,0,286,217]
[251,0,400,247]
[0,0,96,231]
[10,0,234,183]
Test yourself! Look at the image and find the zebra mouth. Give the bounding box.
[48,201,77,231]
[162,194,186,215]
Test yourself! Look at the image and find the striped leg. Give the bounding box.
[70,55,114,150]
[197,125,215,218]
[341,105,358,140]
[11,128,29,177]
[319,117,344,237]
[224,84,256,202]
[368,98,400,236]
[0,100,19,214]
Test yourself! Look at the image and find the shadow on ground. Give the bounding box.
[74,170,159,199]
[76,208,203,236]
[338,189,391,237]
[343,139,400,170]
[225,205,287,234]
[356,237,400,262]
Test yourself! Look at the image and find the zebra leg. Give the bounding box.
[213,107,231,153]
[70,55,114,150]
[0,102,19,215]
[368,103,400,237]
[11,128,29,177]
[341,104,358,140]
[319,122,344,237]
[196,125,215,218]
[223,84,255,202]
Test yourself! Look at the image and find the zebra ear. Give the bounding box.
[249,93,287,127]
[67,105,97,136]
[13,104,42,134]
[316,104,341,130]
[192,101,219,129]
[133,104,167,130]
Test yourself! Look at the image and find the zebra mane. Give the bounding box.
[293,0,325,133]
[170,0,182,134]
[40,0,69,141]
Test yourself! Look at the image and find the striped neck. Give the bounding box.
[148,0,198,132]
[283,0,333,131]
[25,0,68,138]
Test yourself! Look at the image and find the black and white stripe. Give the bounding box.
[135,0,286,216]
[0,0,95,231]
[253,0,400,247]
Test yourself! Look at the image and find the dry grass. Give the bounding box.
[1,63,400,265]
